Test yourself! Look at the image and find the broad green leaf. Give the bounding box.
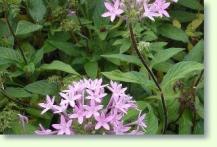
[149,42,168,52]
[167,98,180,122]
[5,87,32,98]
[102,70,144,84]
[84,61,98,78]
[92,0,109,28]
[40,60,79,75]
[26,0,47,22]
[102,70,155,89]
[120,39,131,53]
[179,110,192,134]
[0,47,23,63]
[159,24,189,43]
[194,119,204,134]
[161,61,204,91]
[170,10,196,23]
[101,54,142,66]
[184,40,204,63]
[15,20,43,36]
[32,48,44,65]
[47,40,81,56]
[145,105,159,134]
[178,0,203,10]
[151,48,184,67]
[25,80,58,95]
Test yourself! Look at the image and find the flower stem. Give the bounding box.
[3,0,28,65]
[128,23,168,134]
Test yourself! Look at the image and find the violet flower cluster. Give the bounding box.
[102,0,178,22]
[36,79,147,135]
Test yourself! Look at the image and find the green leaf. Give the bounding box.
[92,0,109,28]
[195,96,204,119]
[0,47,23,63]
[84,61,98,78]
[151,48,184,67]
[47,40,81,56]
[179,110,192,134]
[102,70,154,89]
[5,87,32,98]
[119,39,131,53]
[25,80,58,95]
[102,70,144,84]
[146,105,159,134]
[161,61,204,91]
[32,48,44,65]
[184,40,204,63]
[159,24,189,43]
[194,119,204,134]
[101,54,142,66]
[40,60,79,75]
[15,20,43,36]
[178,0,203,10]
[170,10,196,23]
[26,0,47,22]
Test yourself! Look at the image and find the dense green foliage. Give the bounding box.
[0,0,204,135]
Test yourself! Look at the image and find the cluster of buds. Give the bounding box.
[102,0,178,22]
[36,79,147,135]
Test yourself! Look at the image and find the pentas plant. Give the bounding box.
[102,0,178,22]
[36,79,147,135]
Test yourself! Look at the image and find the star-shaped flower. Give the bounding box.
[151,0,171,17]
[135,113,147,130]
[143,3,159,21]
[101,0,124,22]
[95,112,113,130]
[69,105,86,124]
[52,115,73,135]
[86,88,107,103]
[84,100,103,118]
[39,95,55,114]
[60,90,81,108]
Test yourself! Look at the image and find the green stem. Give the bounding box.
[3,0,28,65]
[129,23,168,134]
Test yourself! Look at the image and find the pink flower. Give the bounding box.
[102,0,124,22]
[60,90,81,108]
[52,115,73,135]
[107,81,127,98]
[53,100,68,114]
[136,113,147,130]
[69,104,86,124]
[35,124,56,135]
[151,0,171,17]
[84,100,103,118]
[95,112,113,130]
[38,95,55,114]
[37,79,147,135]
[17,114,28,128]
[113,121,131,135]
[143,3,159,21]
